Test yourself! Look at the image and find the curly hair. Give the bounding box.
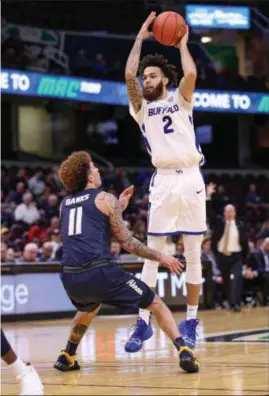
[139,53,178,88]
[59,151,92,194]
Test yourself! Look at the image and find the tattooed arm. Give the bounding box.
[95,192,183,276]
[96,191,161,261]
[125,39,143,114]
[125,12,156,114]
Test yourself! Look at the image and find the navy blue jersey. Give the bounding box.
[60,188,112,267]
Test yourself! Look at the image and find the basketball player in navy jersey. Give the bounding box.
[1,329,43,395]
[54,151,199,373]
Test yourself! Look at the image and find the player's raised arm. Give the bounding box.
[125,11,156,114]
[95,192,183,275]
[175,26,197,103]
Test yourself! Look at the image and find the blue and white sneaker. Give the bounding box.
[179,319,199,350]
[125,318,153,353]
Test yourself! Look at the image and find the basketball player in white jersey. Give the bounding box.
[125,12,206,353]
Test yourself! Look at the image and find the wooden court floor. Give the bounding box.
[1,307,269,395]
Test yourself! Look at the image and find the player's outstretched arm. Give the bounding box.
[125,11,156,114]
[175,26,197,103]
[95,192,183,275]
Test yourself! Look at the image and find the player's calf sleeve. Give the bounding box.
[183,234,203,285]
[140,235,167,288]
[139,236,166,324]
[1,329,11,357]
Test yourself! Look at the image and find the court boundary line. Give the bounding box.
[1,381,268,393]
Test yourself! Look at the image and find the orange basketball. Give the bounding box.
[152,11,187,46]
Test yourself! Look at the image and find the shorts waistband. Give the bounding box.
[62,259,110,274]
[157,165,199,175]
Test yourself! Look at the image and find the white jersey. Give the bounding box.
[130,88,204,169]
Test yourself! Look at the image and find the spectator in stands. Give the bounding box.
[30,49,49,72]
[44,169,62,193]
[27,218,49,243]
[2,48,17,68]
[38,241,54,262]
[93,53,107,77]
[132,219,146,243]
[72,49,91,77]
[48,216,60,234]
[1,227,10,245]
[205,182,216,237]
[110,241,121,261]
[28,169,46,196]
[16,243,38,264]
[14,192,40,226]
[15,167,28,188]
[50,229,62,259]
[248,240,256,253]
[44,194,59,219]
[1,242,15,263]
[7,248,16,261]
[115,168,131,191]
[163,236,176,256]
[257,220,269,240]
[2,32,26,69]
[244,237,269,305]
[1,203,14,228]
[8,182,25,205]
[211,184,230,215]
[211,204,249,312]
[1,168,10,194]
[246,183,261,205]
[201,238,223,308]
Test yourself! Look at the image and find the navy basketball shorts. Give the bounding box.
[60,263,155,313]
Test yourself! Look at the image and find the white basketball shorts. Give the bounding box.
[147,166,207,235]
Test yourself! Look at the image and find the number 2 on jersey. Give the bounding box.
[162,116,174,134]
[68,206,82,236]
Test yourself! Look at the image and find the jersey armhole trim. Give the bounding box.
[94,192,110,218]
[175,88,193,112]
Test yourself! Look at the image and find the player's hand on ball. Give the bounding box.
[160,255,184,276]
[119,185,134,211]
[137,11,156,40]
[175,25,189,48]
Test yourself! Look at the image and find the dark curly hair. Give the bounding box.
[139,53,178,88]
[59,151,92,194]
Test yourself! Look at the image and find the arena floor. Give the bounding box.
[1,307,269,395]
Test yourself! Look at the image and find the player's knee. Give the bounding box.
[141,261,159,287]
[183,235,203,284]
[146,294,163,313]
[184,248,202,285]
[141,236,166,287]
[186,264,202,284]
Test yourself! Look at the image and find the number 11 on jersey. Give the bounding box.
[68,206,83,236]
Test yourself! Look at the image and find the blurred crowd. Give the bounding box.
[2,30,268,92]
[1,164,269,308]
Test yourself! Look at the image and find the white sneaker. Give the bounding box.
[17,364,44,395]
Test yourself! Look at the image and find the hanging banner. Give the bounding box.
[1,69,268,114]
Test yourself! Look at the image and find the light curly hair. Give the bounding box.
[59,151,92,194]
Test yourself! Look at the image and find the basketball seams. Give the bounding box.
[160,12,172,44]
[170,13,180,46]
